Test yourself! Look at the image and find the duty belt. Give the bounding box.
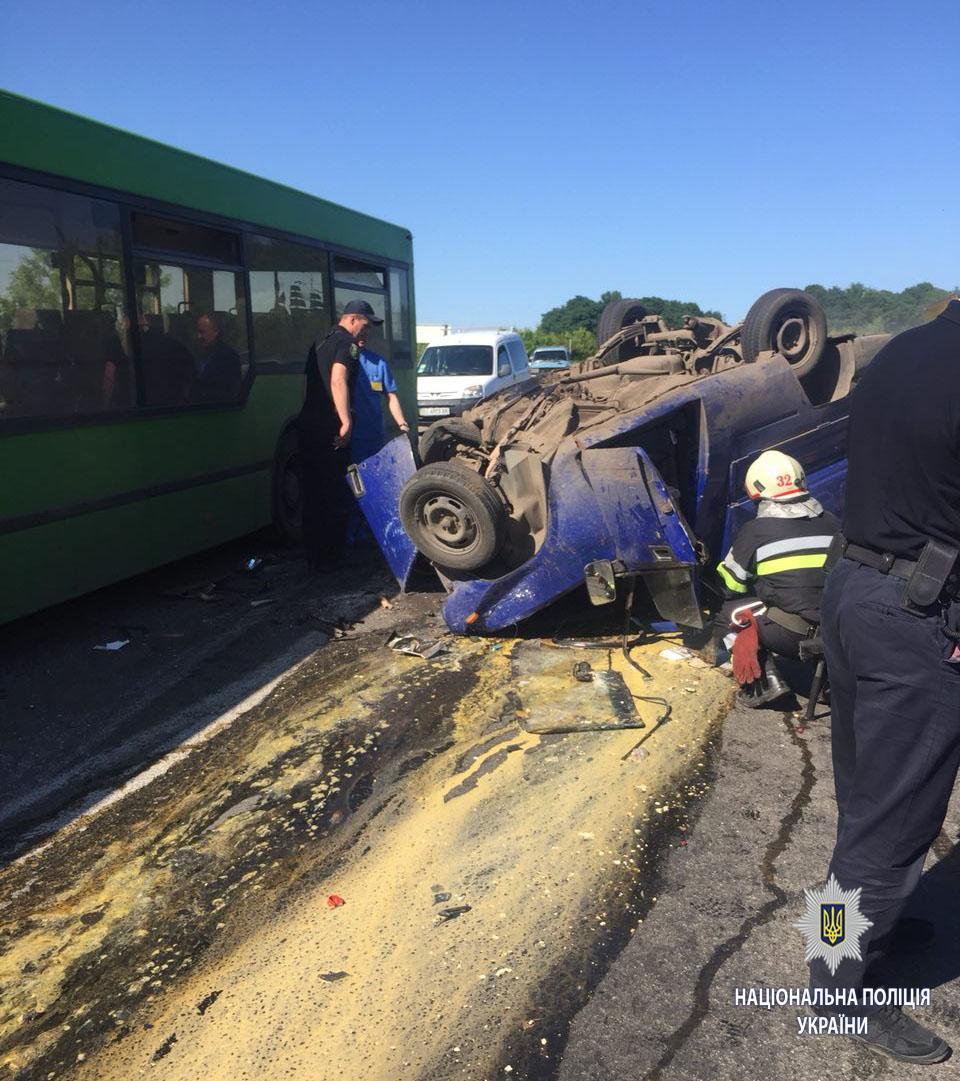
[840,540,917,580]
[764,606,817,636]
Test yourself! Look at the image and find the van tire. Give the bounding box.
[741,288,827,378]
[399,462,505,570]
[272,426,303,544]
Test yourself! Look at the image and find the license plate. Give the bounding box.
[420,406,451,416]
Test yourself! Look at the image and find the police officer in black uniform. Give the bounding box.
[298,299,382,570]
[809,297,960,1064]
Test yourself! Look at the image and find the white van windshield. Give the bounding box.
[417,345,493,377]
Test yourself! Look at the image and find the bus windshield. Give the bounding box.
[417,345,493,377]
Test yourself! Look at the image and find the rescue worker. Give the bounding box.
[298,299,381,571]
[808,298,960,1064]
[716,450,839,707]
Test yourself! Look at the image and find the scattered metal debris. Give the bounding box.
[387,632,450,660]
[572,661,594,683]
[436,905,472,923]
[327,894,346,908]
[433,891,452,904]
[244,558,263,573]
[512,642,649,734]
[319,971,350,982]
[93,640,129,652]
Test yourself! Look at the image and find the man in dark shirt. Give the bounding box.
[195,313,241,403]
[139,313,195,406]
[298,298,382,569]
[808,298,960,1064]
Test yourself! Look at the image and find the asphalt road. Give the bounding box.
[4,542,960,1080]
[557,692,960,1080]
[0,534,398,859]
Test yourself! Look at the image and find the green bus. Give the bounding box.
[0,91,416,625]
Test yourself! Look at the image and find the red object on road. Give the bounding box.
[327,894,345,908]
[731,613,762,684]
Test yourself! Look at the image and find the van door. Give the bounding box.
[507,338,533,391]
[491,344,513,397]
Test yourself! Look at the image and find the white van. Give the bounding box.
[416,330,533,426]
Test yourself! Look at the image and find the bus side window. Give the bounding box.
[0,176,132,420]
[246,234,329,374]
[388,267,412,368]
[134,261,248,407]
[131,214,248,408]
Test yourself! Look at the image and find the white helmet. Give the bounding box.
[745,450,807,502]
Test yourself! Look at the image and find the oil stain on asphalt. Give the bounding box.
[0,622,734,1081]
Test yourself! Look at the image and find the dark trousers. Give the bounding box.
[810,557,960,1005]
[300,429,351,565]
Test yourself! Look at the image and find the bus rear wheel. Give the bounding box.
[272,427,303,544]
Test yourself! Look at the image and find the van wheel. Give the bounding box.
[399,462,506,570]
[741,288,827,378]
[272,427,303,544]
[418,417,483,465]
[597,299,648,346]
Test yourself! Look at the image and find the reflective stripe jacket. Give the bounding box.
[717,504,840,622]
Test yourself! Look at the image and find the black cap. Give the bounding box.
[342,298,383,324]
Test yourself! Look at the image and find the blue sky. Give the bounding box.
[3,0,958,327]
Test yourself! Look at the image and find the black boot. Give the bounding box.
[853,1005,950,1064]
[736,657,789,709]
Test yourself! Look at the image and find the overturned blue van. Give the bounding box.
[351,289,889,634]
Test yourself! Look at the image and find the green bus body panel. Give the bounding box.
[0,91,412,262]
[0,378,301,624]
[0,91,418,624]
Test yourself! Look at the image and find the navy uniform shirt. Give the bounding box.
[299,324,358,440]
[844,300,960,560]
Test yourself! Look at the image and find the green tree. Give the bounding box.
[0,248,60,331]
[803,281,956,336]
[539,294,606,336]
[538,290,724,338]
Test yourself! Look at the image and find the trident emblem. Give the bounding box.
[821,903,845,946]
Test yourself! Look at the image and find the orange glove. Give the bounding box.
[731,613,762,684]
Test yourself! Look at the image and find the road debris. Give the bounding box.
[93,640,130,652]
[512,642,649,734]
[659,646,695,662]
[327,894,346,908]
[319,971,350,982]
[436,905,472,923]
[244,558,263,573]
[433,891,452,904]
[250,599,274,608]
[378,595,394,609]
[196,991,221,1016]
[387,632,450,660]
